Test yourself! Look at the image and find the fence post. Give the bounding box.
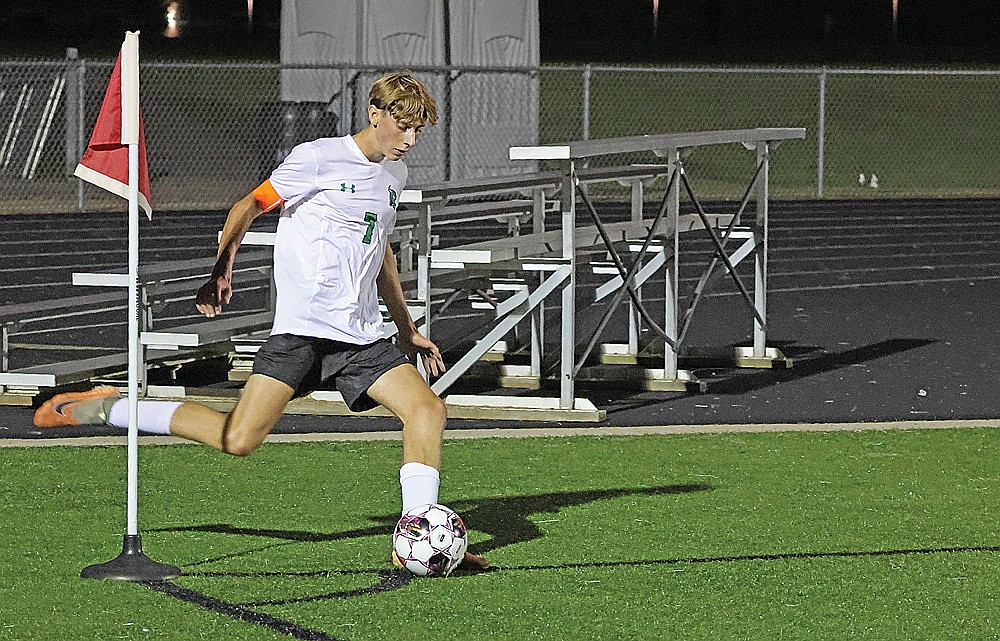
[76,56,87,210]
[817,66,827,198]
[582,64,591,140]
[441,0,453,180]
[64,48,80,177]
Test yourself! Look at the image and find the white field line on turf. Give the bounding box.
[3,418,1000,448]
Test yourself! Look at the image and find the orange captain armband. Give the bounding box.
[252,179,284,212]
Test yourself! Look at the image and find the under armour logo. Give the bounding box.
[341,183,355,193]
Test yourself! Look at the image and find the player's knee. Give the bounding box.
[424,395,447,431]
[403,394,447,436]
[221,418,268,457]
[223,437,257,458]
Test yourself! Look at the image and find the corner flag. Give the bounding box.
[73,34,152,219]
[77,32,178,582]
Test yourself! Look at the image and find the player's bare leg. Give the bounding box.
[33,373,292,458]
[368,364,490,571]
[368,363,446,467]
[168,374,295,456]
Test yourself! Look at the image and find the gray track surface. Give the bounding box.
[2,198,999,440]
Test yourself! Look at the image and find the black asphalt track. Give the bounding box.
[2,198,999,438]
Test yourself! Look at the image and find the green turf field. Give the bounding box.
[2,428,999,640]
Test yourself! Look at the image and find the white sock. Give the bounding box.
[107,399,182,435]
[399,462,440,513]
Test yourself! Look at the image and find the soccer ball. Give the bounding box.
[392,503,468,576]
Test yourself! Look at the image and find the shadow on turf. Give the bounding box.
[603,337,936,414]
[705,338,937,394]
[137,544,1000,641]
[141,481,999,641]
[153,483,713,570]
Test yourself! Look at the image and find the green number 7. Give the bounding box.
[362,212,377,244]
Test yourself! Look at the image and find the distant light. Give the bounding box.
[164,1,180,38]
[652,0,660,38]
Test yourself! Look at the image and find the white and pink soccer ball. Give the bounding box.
[393,503,468,576]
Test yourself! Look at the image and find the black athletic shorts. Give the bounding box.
[252,334,411,412]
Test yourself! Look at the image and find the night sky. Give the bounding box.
[1,0,998,65]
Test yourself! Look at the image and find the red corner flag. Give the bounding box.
[74,32,152,219]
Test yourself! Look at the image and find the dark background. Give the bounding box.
[1,0,998,65]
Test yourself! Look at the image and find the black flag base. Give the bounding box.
[81,534,181,581]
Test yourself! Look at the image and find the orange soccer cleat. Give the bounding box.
[33,386,121,428]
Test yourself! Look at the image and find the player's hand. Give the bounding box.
[397,329,446,377]
[195,275,232,318]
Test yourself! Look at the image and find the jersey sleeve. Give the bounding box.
[252,179,283,212]
[267,141,318,208]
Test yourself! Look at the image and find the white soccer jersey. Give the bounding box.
[265,134,407,344]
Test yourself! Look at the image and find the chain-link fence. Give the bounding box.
[2,58,998,214]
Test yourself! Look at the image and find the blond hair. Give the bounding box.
[369,72,438,127]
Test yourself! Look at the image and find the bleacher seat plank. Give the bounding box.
[72,249,273,287]
[141,311,274,348]
[431,214,732,268]
[0,347,218,388]
[1,291,124,321]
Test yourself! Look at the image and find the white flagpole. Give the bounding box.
[81,31,179,581]
[120,31,141,539]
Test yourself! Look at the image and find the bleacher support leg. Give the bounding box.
[664,148,680,379]
[753,142,770,359]
[531,186,546,382]
[560,164,577,409]
[630,176,644,355]
[416,201,435,381]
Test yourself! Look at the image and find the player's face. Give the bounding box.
[376,110,425,161]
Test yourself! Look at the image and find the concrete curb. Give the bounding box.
[3,418,999,448]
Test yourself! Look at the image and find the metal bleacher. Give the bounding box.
[0,250,274,400]
[1,128,805,421]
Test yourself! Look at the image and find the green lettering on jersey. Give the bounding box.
[388,186,398,209]
[362,212,377,244]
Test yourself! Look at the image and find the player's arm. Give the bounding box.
[196,182,277,318]
[376,245,446,376]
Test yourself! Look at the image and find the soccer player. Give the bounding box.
[35,71,487,571]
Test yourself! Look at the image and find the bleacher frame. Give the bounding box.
[507,128,806,409]
[0,250,273,400]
